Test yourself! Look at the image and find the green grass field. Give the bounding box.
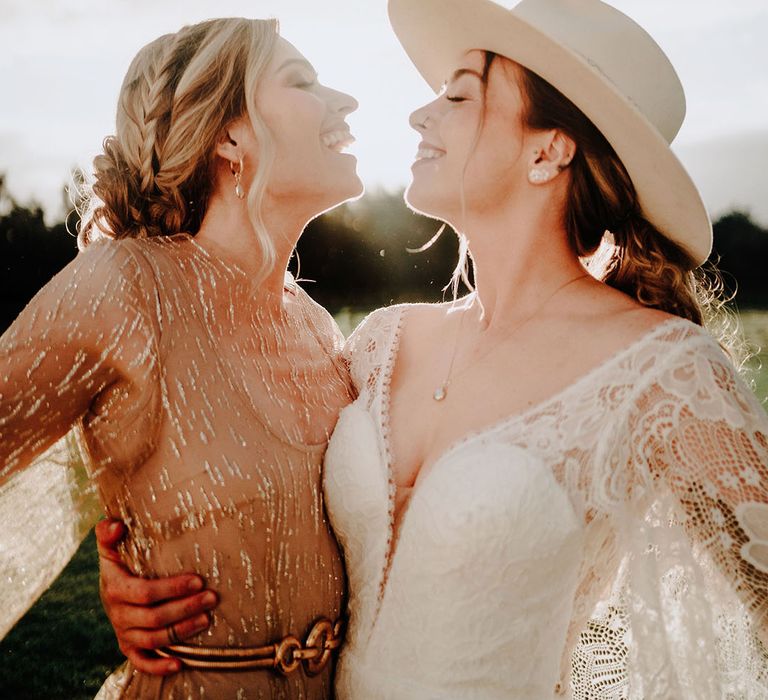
[0,530,122,698]
[741,310,768,404]
[1,309,766,698]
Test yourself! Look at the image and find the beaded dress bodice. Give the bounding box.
[324,304,768,699]
[0,234,351,699]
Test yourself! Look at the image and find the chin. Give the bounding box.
[315,175,365,217]
[335,171,364,204]
[347,172,365,199]
[404,180,448,222]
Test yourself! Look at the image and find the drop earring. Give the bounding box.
[231,156,245,199]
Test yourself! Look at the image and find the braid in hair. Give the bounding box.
[79,18,279,262]
[79,34,174,245]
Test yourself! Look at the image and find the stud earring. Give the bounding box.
[528,167,552,184]
[231,156,245,199]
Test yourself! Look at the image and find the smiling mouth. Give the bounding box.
[415,147,445,161]
[321,130,355,153]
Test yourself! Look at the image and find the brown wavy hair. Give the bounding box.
[508,58,706,318]
[78,18,280,278]
[461,53,740,359]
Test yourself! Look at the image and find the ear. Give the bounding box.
[527,130,576,185]
[215,117,250,164]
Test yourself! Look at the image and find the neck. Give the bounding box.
[462,199,587,331]
[195,189,313,301]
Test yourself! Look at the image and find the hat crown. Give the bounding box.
[511,0,685,143]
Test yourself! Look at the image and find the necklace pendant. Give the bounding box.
[433,385,447,402]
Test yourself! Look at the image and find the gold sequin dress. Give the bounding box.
[0,233,351,699]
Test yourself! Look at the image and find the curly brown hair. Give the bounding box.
[507,55,746,362]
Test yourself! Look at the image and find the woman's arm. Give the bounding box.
[639,338,768,627]
[95,519,216,675]
[621,329,768,682]
[0,239,162,637]
[1,239,154,481]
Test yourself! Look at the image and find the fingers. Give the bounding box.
[95,519,127,565]
[120,613,212,650]
[122,646,182,676]
[95,518,125,547]
[94,518,216,678]
[101,563,206,607]
[109,591,218,633]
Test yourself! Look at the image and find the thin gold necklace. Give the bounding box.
[432,273,589,402]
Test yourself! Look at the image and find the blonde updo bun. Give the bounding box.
[79,18,280,278]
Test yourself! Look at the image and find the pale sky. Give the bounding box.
[1,0,767,223]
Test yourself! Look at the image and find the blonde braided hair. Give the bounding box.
[79,18,280,281]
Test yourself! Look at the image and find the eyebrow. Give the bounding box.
[448,68,484,83]
[277,58,318,77]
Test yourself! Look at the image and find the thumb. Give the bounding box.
[95,518,127,565]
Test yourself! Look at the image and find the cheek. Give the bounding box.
[262,94,324,160]
[277,114,321,159]
[441,110,482,167]
[465,114,524,186]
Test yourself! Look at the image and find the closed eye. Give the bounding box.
[446,96,468,103]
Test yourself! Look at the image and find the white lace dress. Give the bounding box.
[324,304,768,699]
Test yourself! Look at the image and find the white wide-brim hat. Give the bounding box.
[388,0,712,266]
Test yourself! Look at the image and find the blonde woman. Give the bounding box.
[98,1,768,698]
[0,18,362,699]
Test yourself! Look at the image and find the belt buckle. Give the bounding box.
[274,635,303,675]
[275,617,344,676]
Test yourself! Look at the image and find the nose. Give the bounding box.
[409,102,432,132]
[328,87,358,117]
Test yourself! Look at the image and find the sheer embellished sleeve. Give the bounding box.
[618,329,768,697]
[0,238,160,637]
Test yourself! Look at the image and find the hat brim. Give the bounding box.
[388,0,712,267]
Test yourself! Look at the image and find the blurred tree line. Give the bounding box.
[1,173,767,334]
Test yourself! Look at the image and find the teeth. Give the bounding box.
[321,130,355,151]
[416,147,444,160]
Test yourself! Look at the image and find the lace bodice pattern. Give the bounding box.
[324,304,768,699]
[0,234,352,699]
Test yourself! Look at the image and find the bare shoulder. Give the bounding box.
[349,301,439,341]
[560,279,689,356]
[596,304,680,343]
[398,299,467,340]
[394,299,469,369]
[400,299,448,325]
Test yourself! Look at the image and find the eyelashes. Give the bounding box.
[289,72,319,90]
[446,96,468,103]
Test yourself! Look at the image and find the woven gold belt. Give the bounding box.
[156,617,344,676]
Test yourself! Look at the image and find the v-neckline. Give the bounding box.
[372,306,694,616]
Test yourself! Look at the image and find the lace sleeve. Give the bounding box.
[620,331,768,698]
[0,238,159,637]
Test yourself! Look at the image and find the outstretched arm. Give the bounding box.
[1,240,153,482]
[626,334,768,640]
[95,519,217,675]
[0,240,161,637]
